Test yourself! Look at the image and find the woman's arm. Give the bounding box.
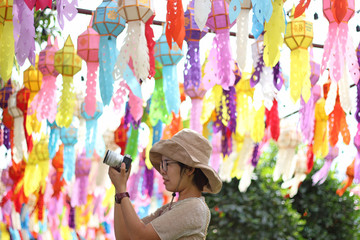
[114,201,131,240]
[120,197,160,240]
[109,165,160,240]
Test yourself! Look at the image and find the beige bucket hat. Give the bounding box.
[149,128,222,194]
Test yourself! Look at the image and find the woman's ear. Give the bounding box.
[186,167,195,176]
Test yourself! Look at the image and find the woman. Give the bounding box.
[108,128,222,240]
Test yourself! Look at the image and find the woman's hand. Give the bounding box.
[108,162,132,193]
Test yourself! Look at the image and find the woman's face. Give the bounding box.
[160,155,182,192]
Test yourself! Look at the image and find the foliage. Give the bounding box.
[34,8,61,47]
[205,141,360,239]
[291,165,360,240]
[205,142,304,240]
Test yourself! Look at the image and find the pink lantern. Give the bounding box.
[321,0,359,84]
[204,0,236,90]
[33,36,59,123]
[77,19,100,117]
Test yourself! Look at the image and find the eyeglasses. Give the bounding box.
[160,159,178,172]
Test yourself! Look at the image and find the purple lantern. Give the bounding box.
[72,150,92,206]
[204,0,236,90]
[184,0,208,91]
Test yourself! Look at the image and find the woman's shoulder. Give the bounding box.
[174,197,209,211]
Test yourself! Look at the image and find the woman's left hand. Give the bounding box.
[108,162,132,193]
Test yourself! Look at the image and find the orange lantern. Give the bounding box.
[284,9,313,103]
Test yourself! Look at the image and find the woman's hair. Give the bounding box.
[178,163,209,191]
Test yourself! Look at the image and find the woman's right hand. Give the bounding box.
[108,162,131,193]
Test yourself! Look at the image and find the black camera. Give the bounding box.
[103,150,132,172]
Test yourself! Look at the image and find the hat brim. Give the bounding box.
[150,139,222,194]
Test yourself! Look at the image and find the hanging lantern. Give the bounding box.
[54,36,82,128]
[24,0,52,11]
[2,107,13,150]
[47,120,60,159]
[262,0,286,67]
[34,36,59,123]
[23,56,43,135]
[7,91,27,163]
[0,80,13,109]
[203,0,236,90]
[235,0,252,70]
[154,24,183,115]
[322,0,358,116]
[77,20,100,117]
[284,8,313,103]
[115,0,154,80]
[13,0,36,67]
[93,0,126,105]
[309,47,320,86]
[0,0,15,82]
[114,118,129,155]
[313,97,329,158]
[80,101,103,157]
[60,116,79,182]
[33,135,49,192]
[322,0,358,83]
[16,87,33,153]
[72,150,92,206]
[184,0,208,91]
[273,123,302,182]
[312,145,338,185]
[51,144,65,199]
[165,0,185,50]
[102,128,118,151]
[250,34,282,110]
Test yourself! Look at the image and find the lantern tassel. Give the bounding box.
[263,0,285,67]
[63,145,76,182]
[343,23,360,84]
[99,36,117,106]
[56,76,76,128]
[290,48,311,103]
[85,119,97,158]
[112,79,129,113]
[34,75,58,123]
[13,117,28,163]
[84,62,99,117]
[0,22,15,82]
[184,41,201,90]
[163,65,181,114]
[190,98,203,133]
[236,9,250,70]
[216,31,235,90]
[313,99,329,158]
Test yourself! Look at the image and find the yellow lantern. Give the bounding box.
[24,55,43,135]
[284,8,313,103]
[54,36,82,128]
[0,0,15,82]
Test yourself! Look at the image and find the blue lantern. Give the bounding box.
[47,120,60,159]
[80,101,103,157]
[92,0,126,105]
[154,24,183,115]
[60,117,79,182]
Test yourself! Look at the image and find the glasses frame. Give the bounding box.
[160,159,178,172]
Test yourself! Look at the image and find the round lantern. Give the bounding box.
[80,101,103,157]
[284,9,313,103]
[35,36,59,123]
[115,0,154,81]
[184,0,208,91]
[0,80,13,109]
[154,24,183,115]
[0,0,15,82]
[77,21,100,117]
[204,0,236,90]
[55,36,82,128]
[60,116,79,182]
[93,0,126,106]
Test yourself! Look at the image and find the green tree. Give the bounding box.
[291,167,360,240]
[205,142,304,240]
